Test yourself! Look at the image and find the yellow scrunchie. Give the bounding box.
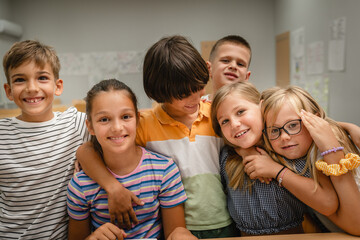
[315,153,360,176]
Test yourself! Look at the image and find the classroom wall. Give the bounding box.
[275,0,360,125]
[1,0,276,109]
[4,1,357,126]
[0,0,18,108]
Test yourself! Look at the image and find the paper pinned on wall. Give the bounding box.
[307,41,324,75]
[328,17,346,72]
[58,51,143,77]
[301,76,329,114]
[290,27,306,85]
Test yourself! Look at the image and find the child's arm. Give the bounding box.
[68,218,126,240]
[243,148,339,216]
[302,111,360,236]
[161,204,198,240]
[68,218,91,240]
[76,142,144,229]
[338,121,360,148]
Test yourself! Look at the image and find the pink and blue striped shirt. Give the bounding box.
[67,147,187,239]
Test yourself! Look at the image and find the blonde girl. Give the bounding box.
[253,85,360,235]
[66,79,195,240]
[211,82,313,235]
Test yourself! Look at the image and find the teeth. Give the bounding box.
[235,130,248,138]
[110,136,124,140]
[26,98,42,103]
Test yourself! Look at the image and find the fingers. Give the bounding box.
[88,223,126,240]
[131,193,145,206]
[74,160,81,173]
[301,109,325,127]
[114,211,135,230]
[242,156,251,165]
[116,214,124,227]
[128,209,139,225]
[107,188,141,229]
[109,212,116,225]
[300,110,315,128]
[245,164,258,180]
[243,159,253,173]
[255,147,267,155]
[122,214,132,230]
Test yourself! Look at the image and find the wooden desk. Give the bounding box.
[208,232,359,240]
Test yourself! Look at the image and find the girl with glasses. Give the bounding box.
[211,82,315,236]
[256,85,360,236]
[212,82,360,236]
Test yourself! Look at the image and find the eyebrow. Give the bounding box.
[217,105,244,120]
[11,71,51,78]
[94,108,135,117]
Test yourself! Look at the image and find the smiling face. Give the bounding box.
[266,102,313,160]
[208,43,251,93]
[162,88,205,117]
[86,90,138,157]
[217,92,263,149]
[4,60,63,122]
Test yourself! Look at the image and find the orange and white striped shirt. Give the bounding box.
[136,101,232,231]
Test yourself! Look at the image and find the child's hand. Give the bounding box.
[167,227,198,240]
[340,122,360,148]
[300,110,340,152]
[108,185,144,229]
[74,159,82,173]
[86,222,126,240]
[236,147,271,183]
[347,125,360,148]
[243,147,282,181]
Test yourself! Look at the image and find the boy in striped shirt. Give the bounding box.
[0,40,89,239]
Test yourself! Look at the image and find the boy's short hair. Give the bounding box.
[209,35,252,66]
[3,40,61,84]
[143,35,209,103]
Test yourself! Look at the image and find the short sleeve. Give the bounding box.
[158,159,187,208]
[219,145,230,187]
[135,111,147,147]
[66,173,90,220]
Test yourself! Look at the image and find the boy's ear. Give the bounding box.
[54,79,64,96]
[206,61,212,78]
[4,83,14,101]
[245,71,251,81]
[85,119,95,136]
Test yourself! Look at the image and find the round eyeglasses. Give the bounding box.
[264,119,302,140]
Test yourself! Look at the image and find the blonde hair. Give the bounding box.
[261,86,359,188]
[211,82,261,190]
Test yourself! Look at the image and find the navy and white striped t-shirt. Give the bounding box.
[0,107,89,240]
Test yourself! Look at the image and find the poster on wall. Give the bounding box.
[328,17,346,71]
[58,51,143,86]
[290,27,305,85]
[303,76,329,114]
[307,41,324,75]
